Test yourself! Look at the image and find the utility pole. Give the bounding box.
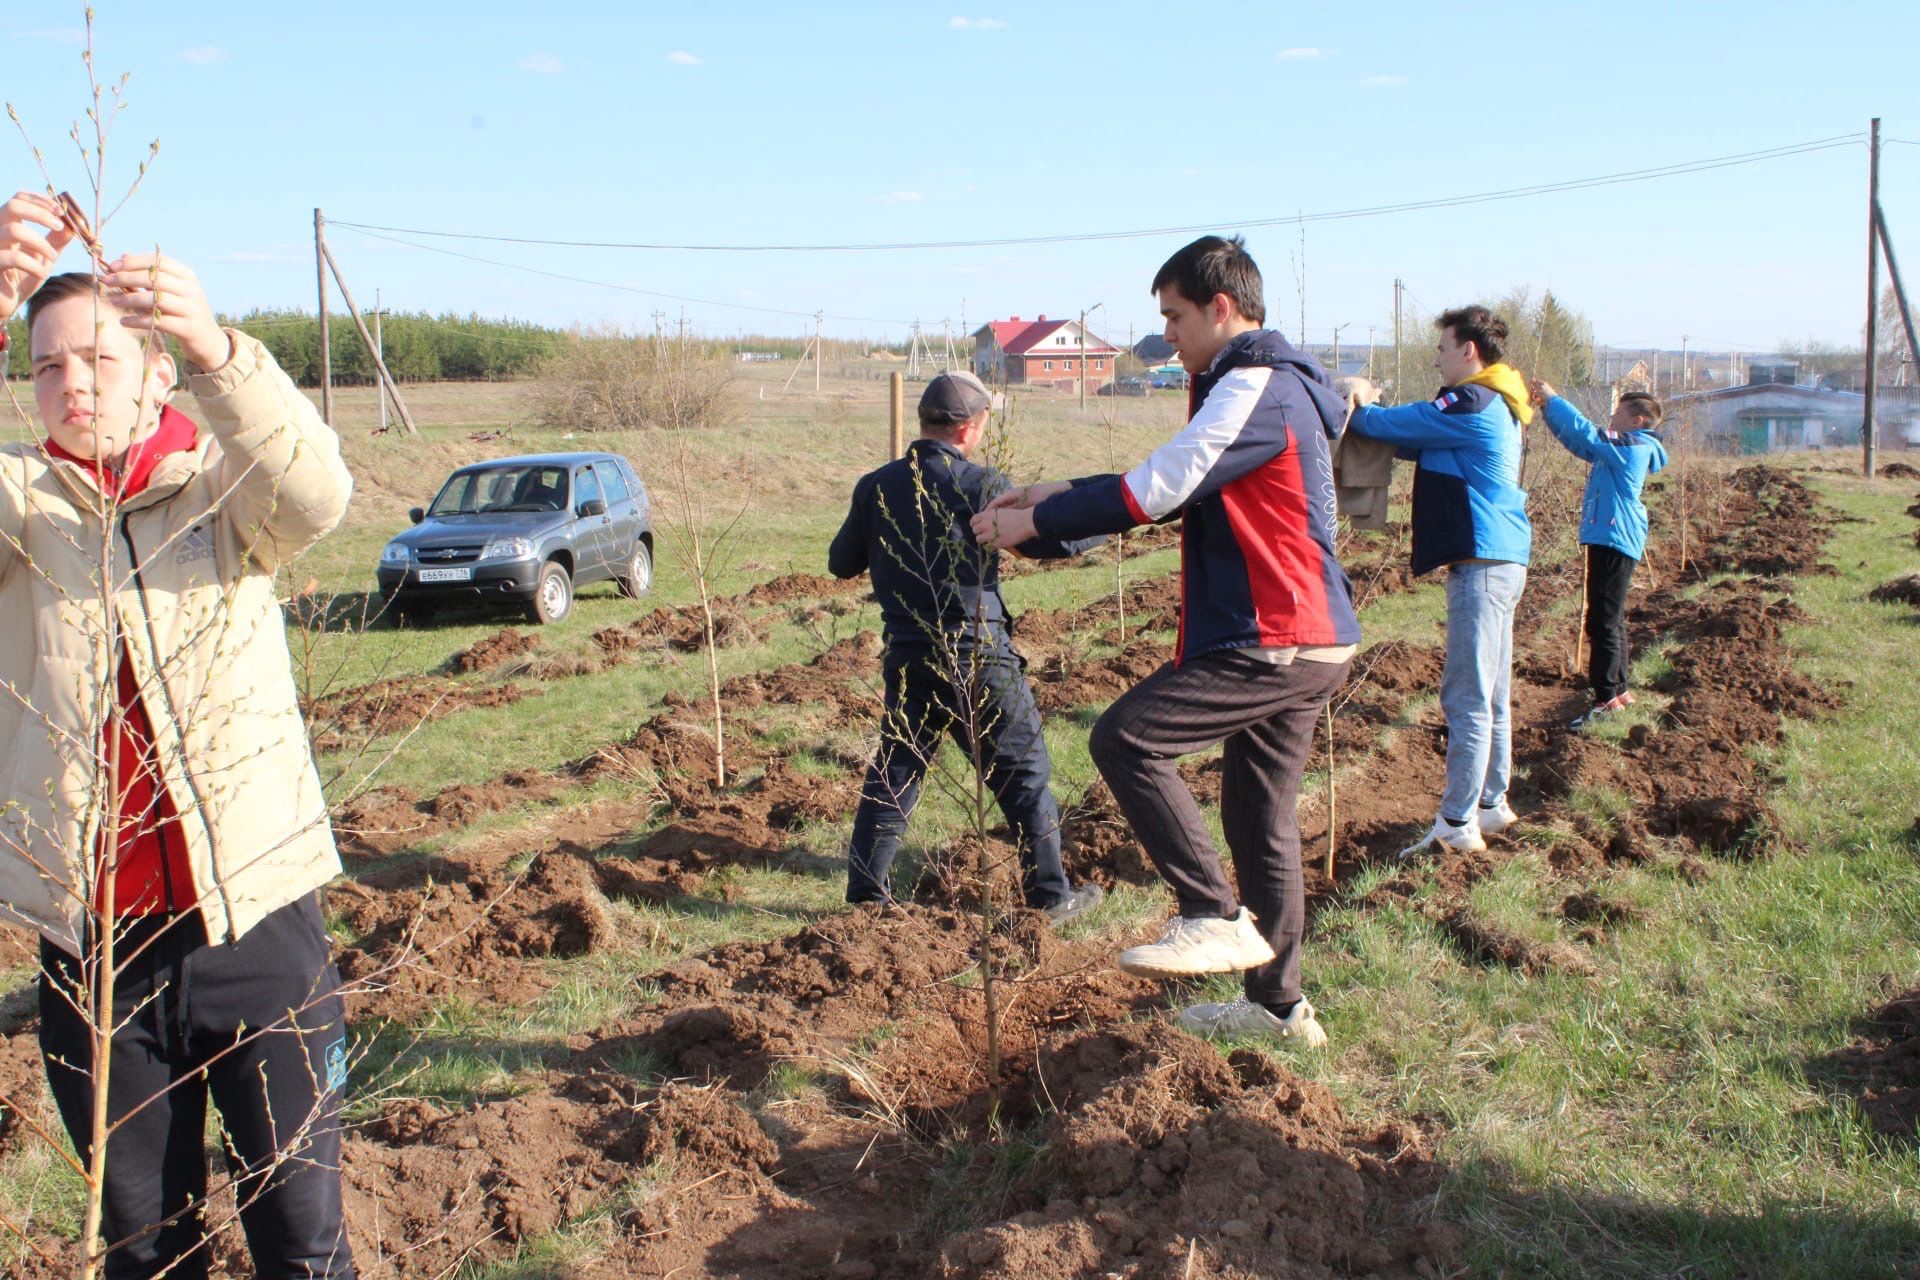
[1865,117,1882,477]
[317,240,418,434]
[1681,334,1689,390]
[1079,308,1088,410]
[1077,303,1103,409]
[375,288,386,437]
[1331,323,1349,377]
[1874,202,1919,392]
[1392,278,1403,403]
[815,311,823,392]
[1367,325,1375,381]
[313,209,332,426]
[1295,219,1307,345]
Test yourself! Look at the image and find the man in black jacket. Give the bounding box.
[829,371,1104,923]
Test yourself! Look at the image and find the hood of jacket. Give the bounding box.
[1202,328,1351,441]
[1460,362,1535,426]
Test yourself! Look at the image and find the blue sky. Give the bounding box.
[6,2,1916,353]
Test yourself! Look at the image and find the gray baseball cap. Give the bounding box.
[919,370,1005,424]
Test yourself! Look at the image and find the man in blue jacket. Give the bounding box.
[973,235,1357,1050]
[830,370,1106,925]
[1345,306,1533,858]
[1530,379,1668,728]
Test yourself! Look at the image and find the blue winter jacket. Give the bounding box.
[1541,396,1669,561]
[1346,384,1532,575]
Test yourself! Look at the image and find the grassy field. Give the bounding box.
[4,364,1919,1278]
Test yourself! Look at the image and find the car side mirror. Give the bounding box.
[578,499,607,518]
[408,507,425,525]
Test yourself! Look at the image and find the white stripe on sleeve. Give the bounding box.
[1121,366,1273,520]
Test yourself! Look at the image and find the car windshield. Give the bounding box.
[428,465,570,516]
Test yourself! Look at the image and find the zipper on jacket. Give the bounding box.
[117,513,234,941]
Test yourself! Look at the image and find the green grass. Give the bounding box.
[13,361,1920,1276]
[1288,472,1920,1278]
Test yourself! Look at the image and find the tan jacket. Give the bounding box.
[1333,431,1399,531]
[0,331,352,953]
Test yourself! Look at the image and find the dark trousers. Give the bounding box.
[1585,545,1637,704]
[39,895,355,1280]
[1088,650,1350,1006]
[848,650,1071,909]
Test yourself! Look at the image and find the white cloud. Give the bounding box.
[1276,47,1327,60]
[884,191,924,204]
[517,53,564,73]
[1360,74,1409,87]
[177,46,226,65]
[667,50,703,65]
[950,16,1006,30]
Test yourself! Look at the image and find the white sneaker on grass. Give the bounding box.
[1476,801,1520,836]
[1115,908,1276,978]
[1397,814,1487,861]
[1178,997,1328,1049]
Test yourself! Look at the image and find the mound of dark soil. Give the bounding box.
[451,627,538,673]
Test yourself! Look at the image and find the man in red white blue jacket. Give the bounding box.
[974,234,1357,1050]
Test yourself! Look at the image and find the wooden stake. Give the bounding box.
[888,371,904,460]
[1573,548,1590,677]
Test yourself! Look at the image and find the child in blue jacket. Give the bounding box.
[1530,380,1668,727]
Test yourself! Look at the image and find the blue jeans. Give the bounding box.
[1440,560,1527,822]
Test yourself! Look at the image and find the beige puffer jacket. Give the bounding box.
[0,331,352,953]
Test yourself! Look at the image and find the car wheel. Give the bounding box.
[616,540,654,598]
[525,560,573,624]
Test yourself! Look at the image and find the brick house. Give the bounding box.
[971,315,1121,391]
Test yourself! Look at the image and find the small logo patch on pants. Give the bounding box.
[324,1038,348,1094]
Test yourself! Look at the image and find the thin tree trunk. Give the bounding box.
[1323,704,1336,880]
[690,526,725,789]
[968,655,1001,1111]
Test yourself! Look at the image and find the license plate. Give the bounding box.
[416,567,472,583]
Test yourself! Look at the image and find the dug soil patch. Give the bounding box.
[1814,987,1920,1138]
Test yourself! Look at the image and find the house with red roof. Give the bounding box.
[971,315,1121,391]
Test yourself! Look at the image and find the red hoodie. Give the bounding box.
[45,405,201,917]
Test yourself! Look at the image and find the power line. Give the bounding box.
[328,133,1863,254]
[333,225,911,326]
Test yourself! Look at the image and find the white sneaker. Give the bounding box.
[1116,908,1277,978]
[1398,814,1487,860]
[1179,996,1329,1049]
[1477,801,1519,836]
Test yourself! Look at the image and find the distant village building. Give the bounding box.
[1612,359,1653,395]
[972,316,1121,391]
[1669,361,1871,454]
[1133,333,1176,365]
